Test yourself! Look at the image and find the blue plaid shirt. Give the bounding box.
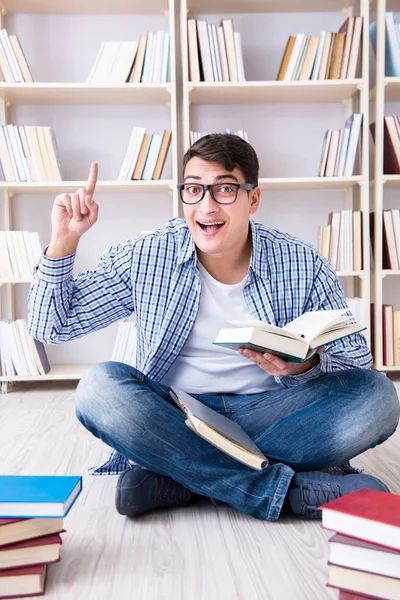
[28,218,372,475]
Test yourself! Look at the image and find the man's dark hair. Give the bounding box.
[182,133,259,187]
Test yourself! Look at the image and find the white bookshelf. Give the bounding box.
[0,0,179,391]
[0,180,174,194]
[0,83,172,105]
[181,0,371,342]
[188,80,363,104]
[372,0,400,371]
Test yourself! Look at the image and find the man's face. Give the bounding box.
[182,157,260,259]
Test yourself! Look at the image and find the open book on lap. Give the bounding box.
[213,309,366,363]
[169,387,268,471]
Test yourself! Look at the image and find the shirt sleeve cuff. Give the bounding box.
[34,245,76,283]
[276,352,331,387]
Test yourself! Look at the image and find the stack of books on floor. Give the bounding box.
[277,16,362,81]
[318,113,362,177]
[0,230,42,282]
[319,209,362,272]
[370,116,400,174]
[0,319,50,378]
[0,124,62,183]
[0,475,82,599]
[0,29,33,83]
[321,488,400,599]
[87,32,170,84]
[370,12,400,77]
[187,18,245,83]
[189,128,248,146]
[117,127,171,181]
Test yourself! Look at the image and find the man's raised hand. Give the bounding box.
[48,163,99,258]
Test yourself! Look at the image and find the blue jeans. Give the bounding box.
[75,362,399,521]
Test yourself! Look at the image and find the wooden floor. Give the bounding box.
[0,378,399,600]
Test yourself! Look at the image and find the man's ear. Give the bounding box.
[249,187,261,214]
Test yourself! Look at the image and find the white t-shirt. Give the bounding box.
[161,261,281,394]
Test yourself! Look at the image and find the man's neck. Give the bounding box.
[197,243,252,285]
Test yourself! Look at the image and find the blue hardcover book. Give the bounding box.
[0,476,82,518]
[311,32,326,80]
[385,13,400,76]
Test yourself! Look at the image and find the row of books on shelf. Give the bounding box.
[321,488,400,600]
[117,128,171,181]
[0,124,62,183]
[0,231,41,282]
[0,29,32,83]
[370,12,400,77]
[0,475,81,599]
[188,18,244,83]
[0,320,50,378]
[381,304,400,367]
[370,116,400,175]
[319,210,362,273]
[189,128,248,146]
[318,114,362,178]
[277,16,362,82]
[87,33,170,85]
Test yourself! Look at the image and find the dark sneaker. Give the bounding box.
[115,467,196,517]
[288,471,390,519]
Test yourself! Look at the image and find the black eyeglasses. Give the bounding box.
[177,182,255,205]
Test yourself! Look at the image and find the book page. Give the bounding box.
[227,320,300,341]
[282,309,349,342]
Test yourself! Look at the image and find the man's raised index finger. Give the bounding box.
[86,162,98,195]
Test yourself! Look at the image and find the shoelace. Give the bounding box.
[152,476,192,503]
[299,481,342,517]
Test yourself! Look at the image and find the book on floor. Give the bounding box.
[0,563,47,598]
[328,532,400,579]
[0,518,64,548]
[321,488,400,551]
[213,309,365,363]
[0,475,82,518]
[0,533,62,570]
[169,386,268,471]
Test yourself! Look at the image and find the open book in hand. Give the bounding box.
[169,386,268,471]
[213,309,366,363]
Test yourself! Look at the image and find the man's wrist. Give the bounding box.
[46,236,79,258]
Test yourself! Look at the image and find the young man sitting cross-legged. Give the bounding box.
[28,134,400,521]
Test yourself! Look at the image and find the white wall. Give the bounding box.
[1,8,397,365]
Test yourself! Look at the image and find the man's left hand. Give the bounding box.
[238,347,323,377]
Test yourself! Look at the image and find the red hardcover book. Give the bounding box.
[0,518,64,548]
[0,533,62,570]
[0,563,47,598]
[338,590,386,599]
[321,488,400,551]
[370,120,400,174]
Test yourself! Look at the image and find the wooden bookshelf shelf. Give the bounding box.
[187,81,363,105]
[0,364,92,383]
[382,269,400,277]
[0,180,174,194]
[187,0,351,13]
[374,365,400,372]
[383,175,400,187]
[336,271,367,278]
[3,0,168,14]
[257,177,362,190]
[0,83,171,105]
